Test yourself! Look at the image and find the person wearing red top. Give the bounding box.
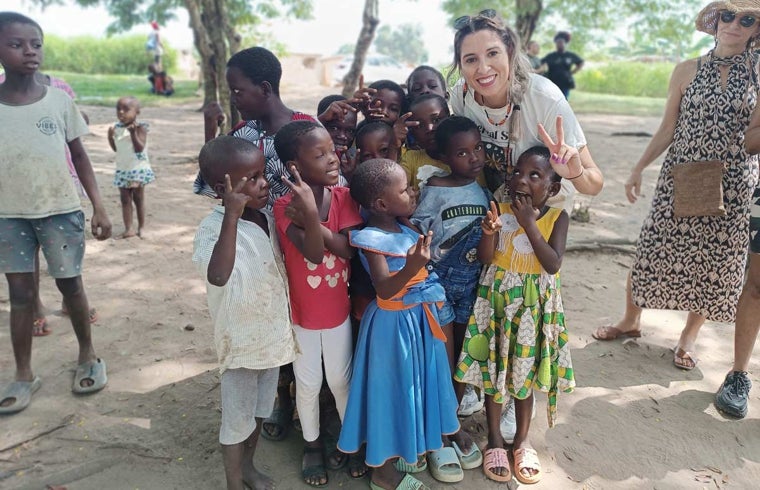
[273,121,364,486]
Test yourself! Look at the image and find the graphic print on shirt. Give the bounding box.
[304,254,348,289]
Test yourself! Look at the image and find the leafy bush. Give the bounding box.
[574,61,675,98]
[43,35,177,75]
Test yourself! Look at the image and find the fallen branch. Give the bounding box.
[0,414,75,453]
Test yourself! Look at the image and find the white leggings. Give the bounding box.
[293,316,353,442]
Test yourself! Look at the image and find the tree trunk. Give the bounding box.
[515,0,542,44]
[341,0,380,98]
[201,0,233,131]
[183,0,217,110]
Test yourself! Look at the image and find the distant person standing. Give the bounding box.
[541,31,584,99]
[145,20,164,65]
[525,40,544,73]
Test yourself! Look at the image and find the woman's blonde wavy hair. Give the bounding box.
[448,12,532,140]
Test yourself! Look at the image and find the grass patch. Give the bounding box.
[569,91,665,118]
[45,72,665,116]
[47,71,201,107]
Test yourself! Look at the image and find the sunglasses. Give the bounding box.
[719,10,757,28]
[454,9,497,30]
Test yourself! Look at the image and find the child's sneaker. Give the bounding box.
[500,396,536,444]
[457,385,484,417]
[715,371,751,419]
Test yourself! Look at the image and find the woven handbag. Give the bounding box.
[671,51,758,218]
[672,160,726,217]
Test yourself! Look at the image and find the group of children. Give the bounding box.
[191,44,576,490]
[0,10,574,489]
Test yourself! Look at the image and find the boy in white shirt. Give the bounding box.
[192,136,297,490]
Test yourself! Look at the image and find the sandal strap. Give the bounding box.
[397,473,430,490]
[514,447,541,470]
[484,447,509,469]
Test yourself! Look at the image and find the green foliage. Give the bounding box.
[574,61,674,98]
[43,34,177,75]
[44,70,200,107]
[441,0,700,58]
[375,24,428,65]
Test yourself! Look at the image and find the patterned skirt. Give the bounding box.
[455,265,575,427]
[113,167,156,188]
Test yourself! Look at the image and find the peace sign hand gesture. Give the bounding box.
[352,75,376,113]
[223,174,252,219]
[537,115,583,179]
[282,165,319,222]
[406,231,433,272]
[393,112,419,147]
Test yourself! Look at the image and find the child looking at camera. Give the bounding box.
[107,96,155,238]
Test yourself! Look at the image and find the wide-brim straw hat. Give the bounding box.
[696,0,760,35]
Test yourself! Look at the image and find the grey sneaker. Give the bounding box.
[715,371,751,419]
[457,385,484,417]
[500,396,536,443]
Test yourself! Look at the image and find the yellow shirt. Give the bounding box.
[400,148,451,191]
[492,205,562,274]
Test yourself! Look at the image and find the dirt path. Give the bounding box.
[1,85,759,489]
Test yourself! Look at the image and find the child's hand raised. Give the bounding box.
[537,115,583,179]
[511,194,540,227]
[481,201,503,236]
[352,75,376,112]
[282,165,319,222]
[319,99,359,125]
[223,174,252,219]
[406,231,432,271]
[393,112,419,148]
[339,149,358,181]
[203,102,226,128]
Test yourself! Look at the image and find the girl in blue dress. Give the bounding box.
[338,159,467,489]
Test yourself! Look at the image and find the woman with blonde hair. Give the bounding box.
[595,1,760,377]
[448,10,603,201]
[447,9,604,484]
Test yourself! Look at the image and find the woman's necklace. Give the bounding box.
[484,103,513,127]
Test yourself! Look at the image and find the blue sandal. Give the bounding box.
[72,359,107,394]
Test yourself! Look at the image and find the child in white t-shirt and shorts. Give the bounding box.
[192,136,298,489]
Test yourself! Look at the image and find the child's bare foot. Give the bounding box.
[449,429,474,454]
[302,442,327,487]
[120,228,138,239]
[370,460,406,489]
[242,466,275,490]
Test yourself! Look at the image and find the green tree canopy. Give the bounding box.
[375,23,428,65]
[441,0,705,60]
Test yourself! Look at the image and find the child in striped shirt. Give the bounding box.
[192,136,297,490]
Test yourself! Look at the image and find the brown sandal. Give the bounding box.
[592,325,642,341]
[673,347,698,371]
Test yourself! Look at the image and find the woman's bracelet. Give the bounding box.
[568,166,585,180]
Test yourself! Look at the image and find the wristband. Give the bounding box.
[568,166,585,180]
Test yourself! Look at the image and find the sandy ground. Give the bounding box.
[2,83,760,490]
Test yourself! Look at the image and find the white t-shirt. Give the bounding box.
[192,206,298,373]
[450,74,587,210]
[0,87,88,219]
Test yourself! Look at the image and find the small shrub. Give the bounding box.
[44,35,177,75]
[574,61,674,98]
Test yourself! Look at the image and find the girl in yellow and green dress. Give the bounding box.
[455,144,575,485]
